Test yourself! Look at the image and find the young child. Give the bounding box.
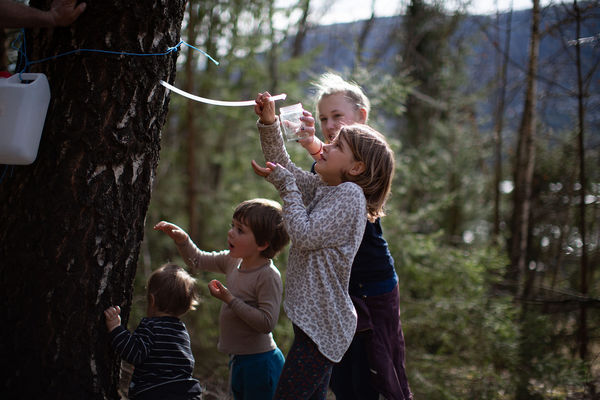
[103,263,203,400]
[251,91,395,400]
[297,72,413,400]
[153,198,290,400]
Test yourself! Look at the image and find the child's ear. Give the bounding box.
[257,242,269,252]
[349,161,366,176]
[358,107,368,124]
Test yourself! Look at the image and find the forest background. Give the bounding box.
[1,0,599,399]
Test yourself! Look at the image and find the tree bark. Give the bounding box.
[0,1,186,398]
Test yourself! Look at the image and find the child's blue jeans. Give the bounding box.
[230,348,285,400]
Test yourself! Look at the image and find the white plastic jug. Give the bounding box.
[0,73,51,165]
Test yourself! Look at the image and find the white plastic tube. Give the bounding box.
[159,80,287,106]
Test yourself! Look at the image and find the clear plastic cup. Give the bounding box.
[279,103,308,141]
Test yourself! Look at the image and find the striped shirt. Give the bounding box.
[109,316,201,398]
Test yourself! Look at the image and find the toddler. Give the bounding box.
[104,263,202,400]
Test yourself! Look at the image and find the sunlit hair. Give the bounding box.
[232,198,290,259]
[147,263,198,317]
[312,72,371,121]
[336,124,394,222]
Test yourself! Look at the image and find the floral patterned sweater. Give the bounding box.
[257,118,366,362]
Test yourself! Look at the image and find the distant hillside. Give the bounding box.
[290,4,600,142]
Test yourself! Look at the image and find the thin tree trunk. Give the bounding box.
[268,0,279,93]
[573,0,590,373]
[185,2,200,242]
[355,0,376,69]
[0,1,186,398]
[509,0,540,296]
[513,4,540,398]
[291,0,310,59]
[492,3,513,239]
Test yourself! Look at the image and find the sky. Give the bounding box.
[307,0,551,25]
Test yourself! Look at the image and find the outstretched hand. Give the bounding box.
[251,159,278,178]
[104,306,121,332]
[153,221,189,245]
[254,92,277,125]
[208,279,234,304]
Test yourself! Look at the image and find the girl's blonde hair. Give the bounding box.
[312,72,371,121]
[337,124,394,222]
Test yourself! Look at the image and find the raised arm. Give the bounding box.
[297,110,324,161]
[154,221,234,275]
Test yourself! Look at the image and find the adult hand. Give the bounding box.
[50,0,86,27]
[153,221,189,245]
[103,305,121,332]
[0,0,85,28]
[254,92,276,125]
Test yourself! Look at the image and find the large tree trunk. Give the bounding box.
[0,1,186,398]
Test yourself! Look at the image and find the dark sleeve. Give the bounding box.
[109,319,155,366]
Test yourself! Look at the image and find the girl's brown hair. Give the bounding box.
[232,198,290,259]
[337,124,395,222]
[147,263,199,317]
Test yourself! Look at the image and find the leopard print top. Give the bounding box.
[257,119,366,362]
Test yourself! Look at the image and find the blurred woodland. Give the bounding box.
[1,0,599,399]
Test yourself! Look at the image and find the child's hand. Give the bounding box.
[254,92,276,125]
[251,160,277,178]
[297,110,316,145]
[251,160,293,192]
[208,279,234,304]
[104,306,121,332]
[153,221,189,245]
